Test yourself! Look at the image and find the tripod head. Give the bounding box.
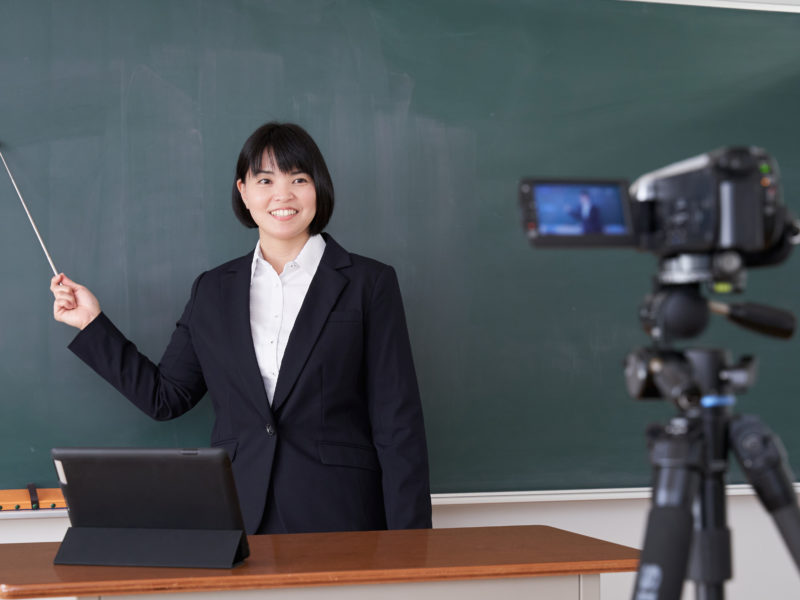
[641,249,797,344]
[624,247,798,408]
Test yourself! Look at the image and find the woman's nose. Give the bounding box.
[272,181,293,199]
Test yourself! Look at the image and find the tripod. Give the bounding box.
[626,285,800,600]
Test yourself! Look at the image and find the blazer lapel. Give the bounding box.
[222,254,274,423]
[271,236,350,412]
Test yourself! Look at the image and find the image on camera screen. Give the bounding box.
[535,183,628,235]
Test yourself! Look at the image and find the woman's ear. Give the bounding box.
[236,179,248,207]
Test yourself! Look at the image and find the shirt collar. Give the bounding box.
[250,234,327,281]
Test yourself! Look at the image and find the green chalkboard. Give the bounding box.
[1,0,800,494]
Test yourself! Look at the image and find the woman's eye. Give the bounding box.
[293,177,309,184]
[257,178,271,184]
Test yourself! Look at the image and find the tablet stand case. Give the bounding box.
[54,526,248,568]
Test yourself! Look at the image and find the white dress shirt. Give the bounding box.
[249,234,326,404]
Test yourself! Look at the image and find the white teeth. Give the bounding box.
[270,209,297,217]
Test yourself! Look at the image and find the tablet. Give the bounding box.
[51,447,249,567]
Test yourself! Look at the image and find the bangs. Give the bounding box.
[247,132,312,178]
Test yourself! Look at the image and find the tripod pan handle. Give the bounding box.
[726,302,795,339]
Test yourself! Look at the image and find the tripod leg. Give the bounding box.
[632,420,702,600]
[688,404,733,600]
[730,414,800,571]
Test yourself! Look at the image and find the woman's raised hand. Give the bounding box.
[50,273,101,330]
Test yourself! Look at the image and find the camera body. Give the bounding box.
[519,147,790,271]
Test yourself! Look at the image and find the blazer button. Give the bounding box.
[265,424,276,437]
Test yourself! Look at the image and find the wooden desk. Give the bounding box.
[0,525,638,600]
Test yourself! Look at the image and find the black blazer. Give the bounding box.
[69,234,432,534]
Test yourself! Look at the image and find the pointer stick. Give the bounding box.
[0,149,58,276]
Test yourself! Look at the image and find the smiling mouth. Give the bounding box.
[270,209,298,217]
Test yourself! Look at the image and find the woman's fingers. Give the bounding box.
[50,273,64,293]
[58,273,81,289]
[54,292,76,309]
[51,276,77,309]
[54,295,76,311]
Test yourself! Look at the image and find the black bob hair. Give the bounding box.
[232,122,334,235]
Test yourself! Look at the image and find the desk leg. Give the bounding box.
[580,574,600,600]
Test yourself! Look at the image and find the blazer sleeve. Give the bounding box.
[67,275,208,421]
[364,265,432,529]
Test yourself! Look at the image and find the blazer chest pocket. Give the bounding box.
[318,442,380,472]
[326,310,362,323]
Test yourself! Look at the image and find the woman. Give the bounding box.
[50,122,432,535]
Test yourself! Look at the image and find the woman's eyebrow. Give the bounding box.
[253,169,307,175]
